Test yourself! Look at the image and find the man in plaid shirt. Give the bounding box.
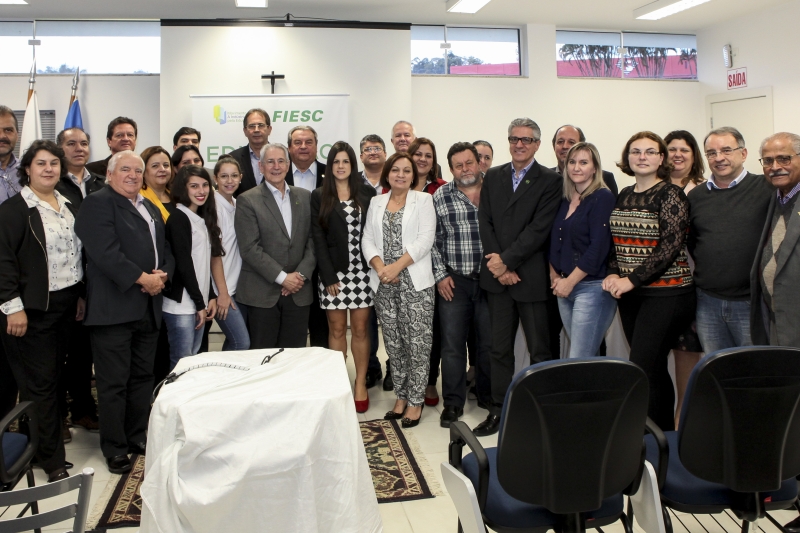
[432,142,492,428]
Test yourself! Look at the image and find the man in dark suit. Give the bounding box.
[230,108,272,197]
[75,151,174,475]
[475,118,563,436]
[284,125,328,347]
[235,143,316,348]
[85,117,137,177]
[55,127,105,436]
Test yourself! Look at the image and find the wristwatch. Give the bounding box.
[297,273,307,281]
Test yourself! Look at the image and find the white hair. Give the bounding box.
[392,120,416,136]
[107,150,144,174]
[759,132,800,156]
[260,142,290,161]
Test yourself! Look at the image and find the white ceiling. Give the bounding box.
[0,0,791,33]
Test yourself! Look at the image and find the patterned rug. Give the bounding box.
[87,419,439,530]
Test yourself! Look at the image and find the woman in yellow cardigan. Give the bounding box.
[140,146,174,222]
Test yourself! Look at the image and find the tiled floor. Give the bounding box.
[2,331,799,532]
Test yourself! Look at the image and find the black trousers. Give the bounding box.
[91,305,159,458]
[59,317,97,421]
[248,295,310,349]
[487,291,550,415]
[2,285,79,474]
[618,290,696,432]
[308,270,329,348]
[152,318,171,387]
[427,298,442,387]
[0,340,18,420]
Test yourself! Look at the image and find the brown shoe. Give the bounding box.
[62,422,72,444]
[72,414,100,432]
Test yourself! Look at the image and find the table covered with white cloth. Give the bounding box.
[139,347,382,533]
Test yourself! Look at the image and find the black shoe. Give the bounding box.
[784,516,800,533]
[473,414,501,436]
[401,404,424,428]
[440,405,464,428]
[384,410,405,420]
[47,467,69,483]
[382,371,394,391]
[365,368,383,389]
[106,454,132,474]
[128,441,146,455]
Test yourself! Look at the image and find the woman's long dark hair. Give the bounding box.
[408,137,441,184]
[171,145,204,169]
[318,141,363,231]
[170,165,224,257]
[664,130,706,187]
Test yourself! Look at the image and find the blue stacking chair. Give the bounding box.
[449,358,650,533]
[645,346,800,533]
[1,402,40,529]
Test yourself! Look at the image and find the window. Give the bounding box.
[556,31,697,80]
[0,21,160,74]
[411,26,520,76]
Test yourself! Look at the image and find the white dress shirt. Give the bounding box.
[162,203,211,316]
[265,181,293,285]
[249,147,264,186]
[291,163,317,192]
[707,168,748,190]
[1,186,83,315]
[132,193,159,270]
[68,168,91,198]
[213,191,242,296]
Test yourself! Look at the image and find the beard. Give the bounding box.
[456,174,479,187]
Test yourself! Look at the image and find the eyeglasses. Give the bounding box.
[217,172,241,180]
[705,147,742,159]
[759,154,799,167]
[508,136,539,145]
[629,150,661,157]
[362,147,384,154]
[246,123,268,131]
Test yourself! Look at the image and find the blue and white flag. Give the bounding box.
[64,98,83,129]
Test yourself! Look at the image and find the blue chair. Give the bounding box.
[1,402,40,530]
[449,358,650,533]
[645,346,800,533]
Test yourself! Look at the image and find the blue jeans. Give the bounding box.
[163,312,204,370]
[215,295,250,351]
[557,280,617,358]
[438,275,492,408]
[695,288,752,355]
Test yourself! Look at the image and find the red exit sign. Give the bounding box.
[727,67,748,90]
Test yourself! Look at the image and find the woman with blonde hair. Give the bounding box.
[549,142,616,358]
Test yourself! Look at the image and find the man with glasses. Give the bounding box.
[751,132,800,351]
[474,118,562,436]
[686,126,773,355]
[231,108,272,197]
[359,134,389,389]
[86,117,138,177]
[234,143,316,349]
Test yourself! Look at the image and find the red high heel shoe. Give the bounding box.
[355,381,369,413]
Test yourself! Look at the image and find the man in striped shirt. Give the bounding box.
[432,142,491,428]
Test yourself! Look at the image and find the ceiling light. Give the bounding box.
[235,0,267,7]
[634,0,712,20]
[446,0,491,14]
[0,0,28,4]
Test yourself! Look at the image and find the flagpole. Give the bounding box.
[27,21,37,104]
[69,68,80,107]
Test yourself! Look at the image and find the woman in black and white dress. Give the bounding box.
[310,141,376,413]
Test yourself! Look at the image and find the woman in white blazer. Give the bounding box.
[362,152,436,428]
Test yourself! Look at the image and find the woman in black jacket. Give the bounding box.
[162,165,222,370]
[0,140,83,482]
[310,141,376,413]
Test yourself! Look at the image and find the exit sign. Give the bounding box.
[727,67,748,90]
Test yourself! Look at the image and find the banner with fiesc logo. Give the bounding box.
[191,94,349,167]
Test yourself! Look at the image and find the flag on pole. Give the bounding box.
[20,61,41,154]
[64,99,83,129]
[64,68,83,129]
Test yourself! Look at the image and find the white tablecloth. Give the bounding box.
[140,348,382,533]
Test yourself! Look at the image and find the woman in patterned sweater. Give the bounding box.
[602,131,695,431]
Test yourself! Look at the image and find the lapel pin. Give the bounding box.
[525,180,530,184]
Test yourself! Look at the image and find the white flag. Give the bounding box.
[19,91,42,154]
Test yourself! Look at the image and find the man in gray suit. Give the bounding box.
[751,132,800,349]
[234,143,316,349]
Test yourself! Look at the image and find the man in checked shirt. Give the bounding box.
[432,142,492,428]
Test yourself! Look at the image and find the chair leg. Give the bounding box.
[562,513,586,533]
[663,506,673,533]
[458,519,464,533]
[620,511,634,533]
[741,520,750,533]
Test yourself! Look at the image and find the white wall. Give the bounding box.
[411,23,705,188]
[696,0,800,136]
[0,74,160,161]
[159,25,411,153]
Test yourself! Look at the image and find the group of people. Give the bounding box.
[1,104,799,486]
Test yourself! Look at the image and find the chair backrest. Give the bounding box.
[0,468,94,533]
[0,402,38,487]
[441,462,488,533]
[678,346,800,493]
[496,358,649,514]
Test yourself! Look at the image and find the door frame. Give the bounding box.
[705,86,773,131]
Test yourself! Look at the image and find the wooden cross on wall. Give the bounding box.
[261,71,285,94]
